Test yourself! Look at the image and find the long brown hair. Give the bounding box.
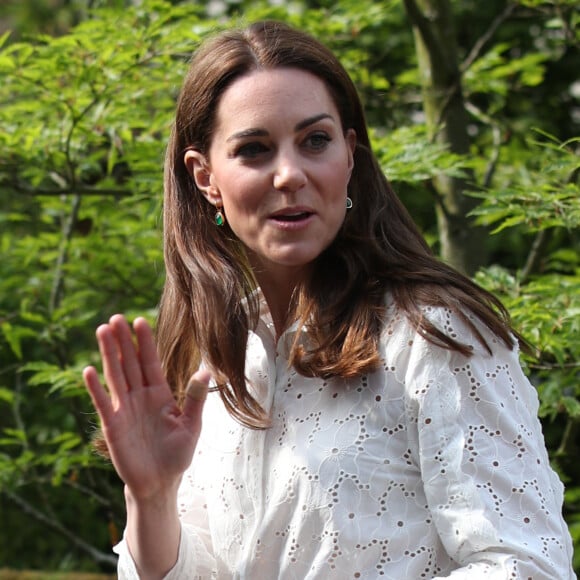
[158,20,520,429]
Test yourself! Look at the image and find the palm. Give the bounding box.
[83,315,209,500]
[102,384,195,493]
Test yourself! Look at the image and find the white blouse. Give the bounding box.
[115,297,576,579]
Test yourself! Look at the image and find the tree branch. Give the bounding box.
[461,2,518,73]
[520,155,578,283]
[520,229,550,283]
[529,361,580,371]
[483,125,502,190]
[555,417,580,481]
[429,82,462,143]
[464,100,505,188]
[3,489,118,567]
[12,374,29,449]
[3,184,133,197]
[403,0,447,67]
[49,194,82,315]
[64,478,116,508]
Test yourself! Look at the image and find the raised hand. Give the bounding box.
[83,314,210,501]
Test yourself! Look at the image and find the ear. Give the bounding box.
[184,149,221,204]
[345,129,356,175]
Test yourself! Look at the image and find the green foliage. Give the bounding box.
[464,42,550,103]
[0,0,579,573]
[472,131,580,421]
[471,134,580,233]
[373,125,473,183]
[0,0,220,570]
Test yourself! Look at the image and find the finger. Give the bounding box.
[133,317,166,387]
[83,366,113,421]
[96,323,128,408]
[182,369,211,427]
[186,369,211,402]
[109,314,144,390]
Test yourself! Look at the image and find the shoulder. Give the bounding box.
[379,295,543,438]
[380,294,522,387]
[382,291,516,356]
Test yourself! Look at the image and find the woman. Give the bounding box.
[83,20,576,579]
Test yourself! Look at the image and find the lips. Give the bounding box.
[270,207,315,222]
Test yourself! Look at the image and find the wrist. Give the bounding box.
[124,481,180,511]
[124,483,182,579]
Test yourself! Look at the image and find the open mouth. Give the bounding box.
[272,212,313,222]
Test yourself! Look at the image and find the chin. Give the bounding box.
[272,249,323,267]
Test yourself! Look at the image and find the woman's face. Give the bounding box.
[185,67,356,280]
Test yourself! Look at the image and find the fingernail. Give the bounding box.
[185,371,210,402]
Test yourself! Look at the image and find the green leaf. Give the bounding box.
[0,388,15,404]
[0,322,37,359]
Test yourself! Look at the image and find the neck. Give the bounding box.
[253,266,308,340]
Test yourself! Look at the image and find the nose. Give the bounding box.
[272,149,307,193]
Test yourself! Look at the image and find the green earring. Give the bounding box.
[346,197,353,209]
[214,206,225,226]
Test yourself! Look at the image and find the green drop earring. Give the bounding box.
[214,203,225,227]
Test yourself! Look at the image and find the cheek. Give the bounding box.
[216,173,263,212]
[222,191,262,218]
[325,163,352,198]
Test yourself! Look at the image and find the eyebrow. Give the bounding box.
[295,113,334,131]
[226,113,335,142]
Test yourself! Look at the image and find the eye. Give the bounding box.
[233,142,269,159]
[304,132,331,151]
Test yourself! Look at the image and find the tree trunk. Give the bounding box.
[404,0,486,275]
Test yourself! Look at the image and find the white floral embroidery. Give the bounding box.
[116,297,576,579]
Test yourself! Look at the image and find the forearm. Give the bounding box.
[124,484,182,580]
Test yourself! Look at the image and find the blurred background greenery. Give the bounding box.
[0,0,578,574]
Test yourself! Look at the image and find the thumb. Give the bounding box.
[182,369,211,421]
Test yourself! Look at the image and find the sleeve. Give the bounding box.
[113,440,218,579]
[113,520,216,580]
[404,308,576,579]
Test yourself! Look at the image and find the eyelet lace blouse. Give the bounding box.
[115,297,576,579]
